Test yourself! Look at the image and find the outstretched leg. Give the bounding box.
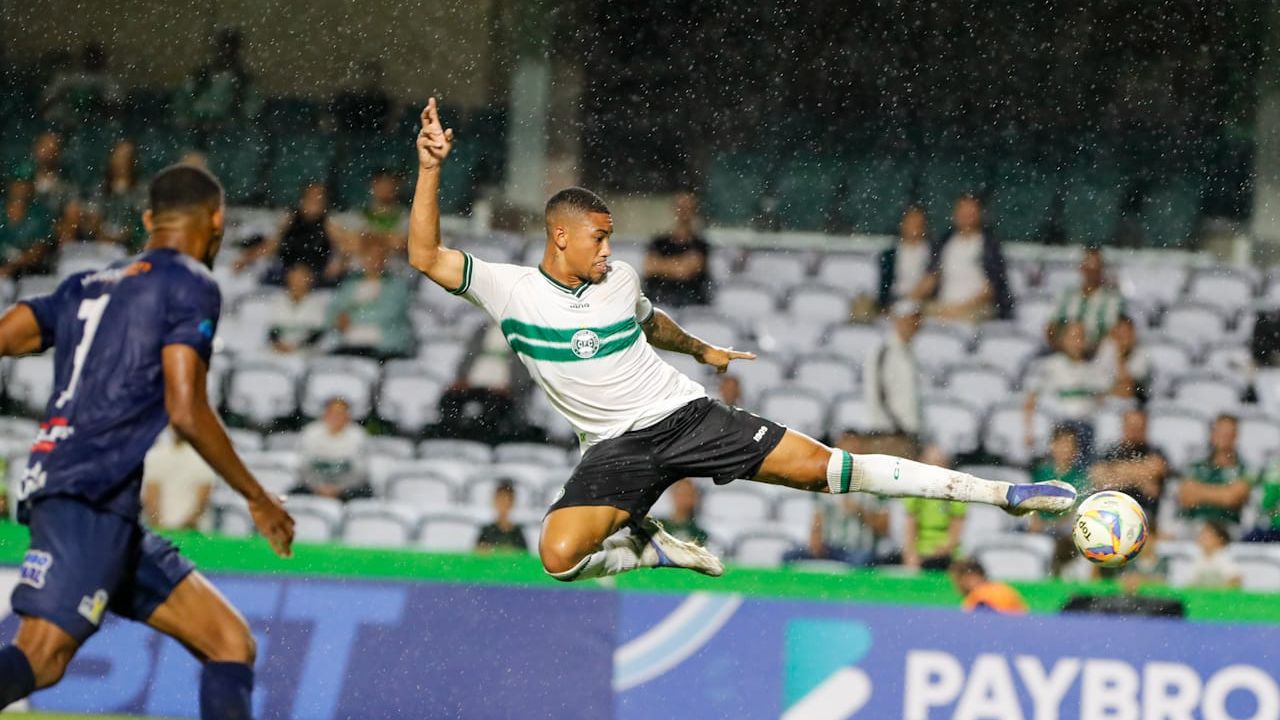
[752,430,1076,514]
[540,505,725,581]
[0,616,78,708]
[146,572,257,720]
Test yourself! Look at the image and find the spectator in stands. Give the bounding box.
[912,194,1014,322]
[1094,316,1152,403]
[475,479,528,553]
[235,183,355,285]
[1025,321,1107,456]
[53,197,96,246]
[786,491,888,567]
[0,179,54,278]
[877,205,931,311]
[87,139,145,249]
[1177,414,1252,532]
[1028,426,1088,573]
[862,300,922,458]
[39,41,121,131]
[268,264,328,355]
[949,558,1028,614]
[1244,460,1280,543]
[327,234,414,360]
[901,446,966,570]
[1090,407,1168,527]
[292,397,372,502]
[1046,247,1125,351]
[174,28,261,132]
[1187,521,1243,589]
[643,191,712,307]
[142,428,216,531]
[331,59,394,134]
[25,131,74,216]
[658,479,709,545]
[357,170,408,251]
[717,374,742,408]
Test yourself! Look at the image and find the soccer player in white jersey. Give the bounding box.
[408,99,1076,581]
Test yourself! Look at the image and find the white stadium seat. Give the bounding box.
[701,487,771,523]
[713,282,778,318]
[494,442,571,467]
[912,326,971,379]
[226,362,297,427]
[1146,405,1211,470]
[960,503,1013,553]
[1186,268,1256,316]
[368,435,416,459]
[759,387,828,438]
[985,401,1053,466]
[1161,302,1228,352]
[342,500,421,548]
[923,398,982,457]
[941,363,1012,415]
[285,495,344,542]
[418,514,482,552]
[733,529,800,568]
[1118,263,1188,308]
[1202,342,1253,377]
[755,314,827,356]
[676,314,743,350]
[1091,402,1127,452]
[792,355,859,396]
[1238,415,1280,468]
[215,503,255,537]
[1039,262,1080,296]
[1225,544,1280,593]
[776,495,817,526]
[1169,372,1241,417]
[972,533,1055,581]
[730,355,787,404]
[387,474,457,506]
[417,438,493,464]
[824,323,883,366]
[8,355,54,414]
[827,393,868,436]
[815,253,878,296]
[746,252,811,292]
[973,331,1042,382]
[788,286,851,325]
[378,375,445,434]
[1015,294,1057,341]
[300,356,381,419]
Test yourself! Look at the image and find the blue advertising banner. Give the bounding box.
[3,567,1280,719]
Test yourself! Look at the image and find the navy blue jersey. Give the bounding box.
[15,248,221,520]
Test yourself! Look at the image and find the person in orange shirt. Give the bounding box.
[950,558,1029,614]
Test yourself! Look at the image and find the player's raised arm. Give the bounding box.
[642,307,755,374]
[407,97,468,292]
[161,344,295,557]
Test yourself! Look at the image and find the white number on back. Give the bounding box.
[55,295,111,409]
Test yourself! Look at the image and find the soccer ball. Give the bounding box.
[1072,491,1148,567]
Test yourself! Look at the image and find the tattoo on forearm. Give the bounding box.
[644,310,708,358]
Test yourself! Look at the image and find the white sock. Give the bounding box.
[547,543,645,582]
[829,451,1012,506]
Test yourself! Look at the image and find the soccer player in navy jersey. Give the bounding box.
[0,165,294,719]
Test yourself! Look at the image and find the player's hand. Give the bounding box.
[698,345,756,374]
[249,493,296,558]
[417,97,454,171]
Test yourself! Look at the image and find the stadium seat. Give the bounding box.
[226,362,298,427]
[733,528,801,568]
[1238,415,1280,470]
[923,398,982,457]
[959,504,1012,553]
[755,314,827,356]
[284,495,344,543]
[1038,262,1080,297]
[827,393,868,436]
[368,435,416,459]
[1144,335,1197,393]
[701,487,771,524]
[468,463,555,509]
[972,533,1054,581]
[527,391,577,443]
[1169,372,1242,417]
[1091,402,1126,452]
[941,363,1012,415]
[1118,263,1189,309]
[387,473,457,506]
[494,442,571,467]
[1202,342,1254,378]
[1256,369,1280,420]
[0,417,38,442]
[792,354,860,397]
[788,286,851,326]
[1161,302,1228,352]
[713,282,778,318]
[1225,544,1280,592]
[15,275,59,299]
[912,326,971,379]
[1146,405,1211,470]
[7,355,53,414]
[418,514,482,553]
[263,432,300,452]
[215,503,255,538]
[759,387,828,439]
[776,495,817,526]
[1186,268,1256,317]
[972,331,1042,383]
[985,400,1053,466]
[824,323,882,364]
[341,500,421,547]
[956,464,1030,487]
[1015,294,1057,340]
[674,312,743,350]
[301,357,379,420]
[378,375,445,434]
[730,356,787,405]
[814,254,879,298]
[228,428,265,453]
[662,352,710,386]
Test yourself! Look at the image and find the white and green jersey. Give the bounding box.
[450,254,706,448]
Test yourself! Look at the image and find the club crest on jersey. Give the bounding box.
[78,589,109,626]
[19,550,53,589]
[571,329,601,359]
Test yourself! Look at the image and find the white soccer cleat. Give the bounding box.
[1003,479,1078,516]
[634,517,724,577]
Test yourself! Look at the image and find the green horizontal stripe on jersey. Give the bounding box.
[500,316,637,344]
[506,322,642,362]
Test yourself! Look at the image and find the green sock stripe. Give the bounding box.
[840,451,852,494]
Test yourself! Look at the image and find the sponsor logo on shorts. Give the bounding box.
[571,329,601,359]
[16,462,47,501]
[78,589,109,626]
[753,426,768,442]
[18,550,53,589]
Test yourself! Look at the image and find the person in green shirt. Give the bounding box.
[360,170,408,250]
[328,234,415,360]
[0,179,55,278]
[902,446,967,570]
[1244,461,1280,543]
[1178,414,1252,531]
[658,479,709,545]
[1029,425,1088,574]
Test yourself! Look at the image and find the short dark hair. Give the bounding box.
[545,186,610,218]
[149,164,223,215]
[495,478,516,497]
[1052,425,1079,443]
[1215,413,1239,427]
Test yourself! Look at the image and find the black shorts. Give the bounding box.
[548,398,787,518]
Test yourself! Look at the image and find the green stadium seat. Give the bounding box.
[773,155,841,231]
[265,133,335,207]
[1141,176,1203,249]
[1061,166,1126,246]
[841,154,916,235]
[988,161,1059,242]
[208,129,268,205]
[706,152,768,227]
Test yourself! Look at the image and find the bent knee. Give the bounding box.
[205,615,256,664]
[539,537,589,578]
[15,631,76,689]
